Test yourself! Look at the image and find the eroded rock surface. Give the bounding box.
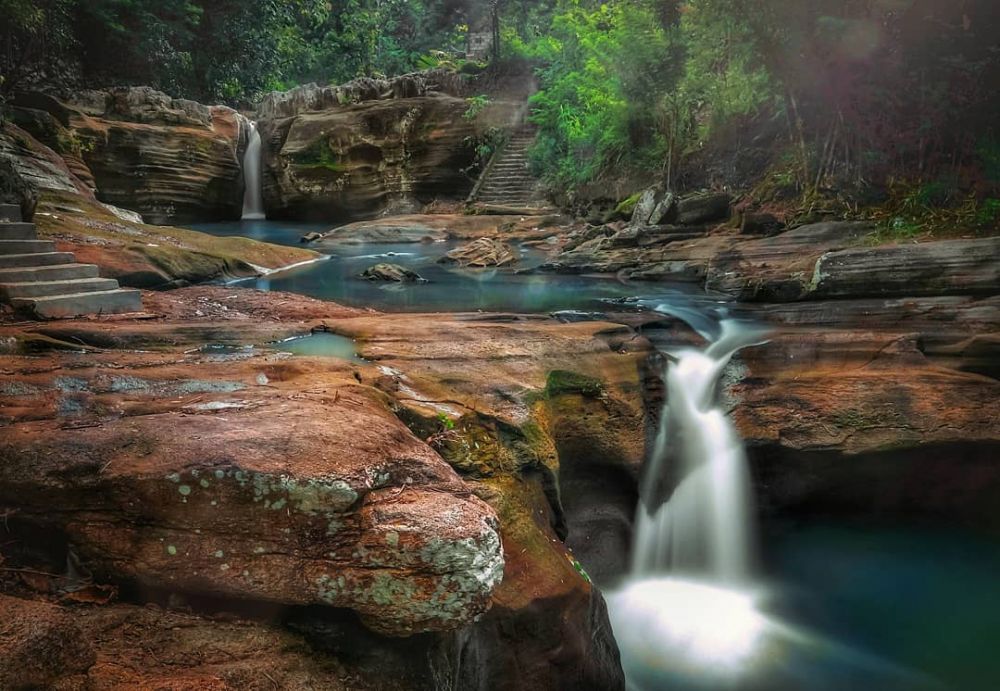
[440,237,518,267]
[257,73,521,221]
[0,287,629,688]
[0,325,502,637]
[14,88,246,223]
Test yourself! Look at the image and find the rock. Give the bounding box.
[333,312,641,689]
[676,192,732,224]
[740,211,784,236]
[628,188,677,228]
[729,327,1000,530]
[0,145,38,221]
[1,290,633,686]
[258,71,523,222]
[256,70,465,121]
[0,595,96,689]
[810,237,1000,299]
[0,350,502,637]
[14,88,245,223]
[647,192,677,226]
[317,213,562,246]
[440,237,518,268]
[706,221,873,300]
[300,231,323,243]
[630,189,658,227]
[360,263,426,282]
[261,95,478,222]
[0,122,318,288]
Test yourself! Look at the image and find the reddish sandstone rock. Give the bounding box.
[0,594,96,689]
[0,349,503,637]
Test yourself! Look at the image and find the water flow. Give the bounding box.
[631,319,763,584]
[241,122,265,220]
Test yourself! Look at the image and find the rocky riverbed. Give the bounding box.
[1,75,998,690]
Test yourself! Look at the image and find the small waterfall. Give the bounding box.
[607,317,773,688]
[631,319,763,583]
[607,312,936,690]
[241,121,265,220]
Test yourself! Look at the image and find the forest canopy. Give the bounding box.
[2,0,997,225]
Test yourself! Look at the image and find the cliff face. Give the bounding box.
[257,72,520,222]
[13,88,246,224]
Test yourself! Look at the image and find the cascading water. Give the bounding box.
[606,311,938,690]
[241,121,265,220]
[631,319,760,583]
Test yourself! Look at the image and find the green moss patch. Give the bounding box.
[544,370,605,398]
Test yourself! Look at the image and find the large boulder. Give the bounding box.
[0,350,503,637]
[811,237,1000,298]
[676,191,732,224]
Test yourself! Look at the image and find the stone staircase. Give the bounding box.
[0,204,142,319]
[470,127,545,208]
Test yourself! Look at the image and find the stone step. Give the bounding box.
[0,222,38,240]
[480,196,535,204]
[0,204,22,222]
[12,289,143,319]
[0,263,100,283]
[0,277,121,300]
[481,184,536,192]
[0,240,57,255]
[0,252,75,269]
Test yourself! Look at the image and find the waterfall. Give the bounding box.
[606,317,773,689]
[241,121,265,220]
[631,319,763,583]
[607,313,936,690]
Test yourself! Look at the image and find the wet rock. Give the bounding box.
[360,263,426,282]
[440,238,518,268]
[676,192,732,224]
[0,595,96,689]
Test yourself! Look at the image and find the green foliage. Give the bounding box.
[524,0,677,187]
[463,95,491,121]
[545,370,604,398]
[292,140,346,173]
[436,412,456,431]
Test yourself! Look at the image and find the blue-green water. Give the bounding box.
[189,220,641,312]
[271,332,365,362]
[763,523,1000,691]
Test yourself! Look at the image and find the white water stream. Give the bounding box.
[607,316,938,690]
[631,320,760,583]
[241,122,265,220]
